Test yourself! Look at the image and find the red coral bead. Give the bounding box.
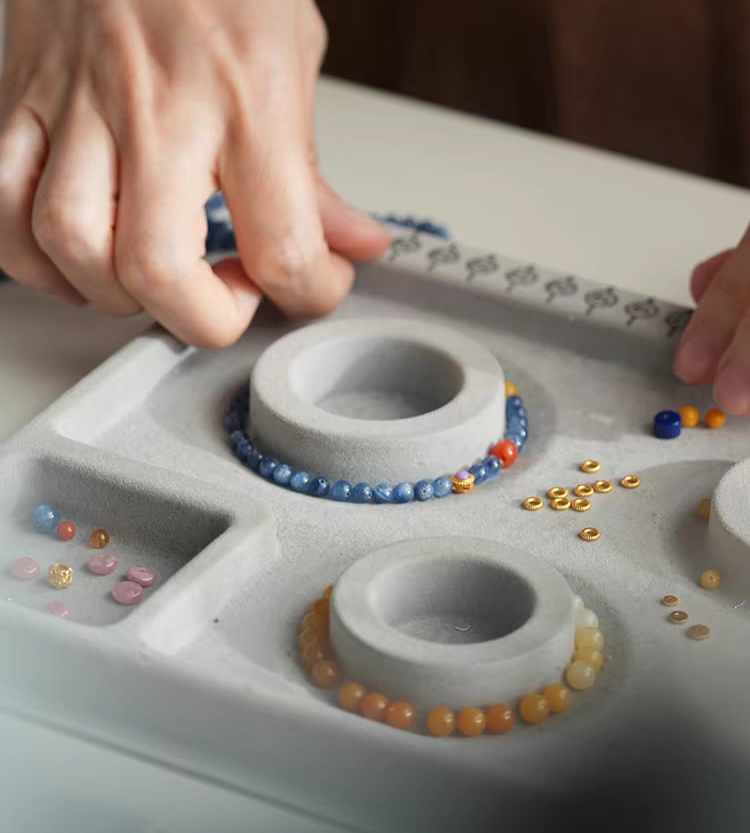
[57,521,76,541]
[490,440,518,468]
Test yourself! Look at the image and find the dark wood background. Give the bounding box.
[318,0,750,188]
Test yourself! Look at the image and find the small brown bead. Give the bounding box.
[310,660,339,688]
[88,528,109,549]
[298,628,320,652]
[668,610,688,625]
[337,682,367,713]
[301,642,326,670]
[485,704,515,734]
[322,585,335,599]
[543,684,572,714]
[426,706,456,736]
[662,594,679,607]
[687,624,711,640]
[300,611,329,635]
[385,701,416,730]
[456,708,486,737]
[697,499,711,520]
[519,693,550,725]
[312,597,330,618]
[360,692,389,722]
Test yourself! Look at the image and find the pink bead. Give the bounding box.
[88,553,118,575]
[126,566,155,587]
[9,557,40,580]
[112,581,144,606]
[46,601,70,619]
[455,470,471,480]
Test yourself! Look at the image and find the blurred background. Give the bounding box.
[318,0,750,188]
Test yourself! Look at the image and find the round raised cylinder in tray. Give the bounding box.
[707,459,750,598]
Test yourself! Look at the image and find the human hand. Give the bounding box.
[0,0,390,346]
[672,241,750,413]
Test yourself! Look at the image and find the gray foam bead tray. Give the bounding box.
[3,227,750,833]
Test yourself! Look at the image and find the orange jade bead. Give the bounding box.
[385,701,416,730]
[485,704,515,734]
[543,684,572,714]
[88,528,109,549]
[678,406,699,428]
[301,642,326,670]
[297,628,320,652]
[322,585,334,599]
[337,682,366,713]
[311,660,339,688]
[490,439,518,468]
[300,611,328,634]
[457,708,486,737]
[426,706,456,737]
[704,408,726,429]
[519,693,550,725]
[312,598,330,618]
[360,692,389,722]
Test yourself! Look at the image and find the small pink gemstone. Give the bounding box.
[9,557,40,580]
[112,581,144,606]
[46,601,70,619]
[126,566,155,587]
[455,470,471,480]
[88,553,118,575]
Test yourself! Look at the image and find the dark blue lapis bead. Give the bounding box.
[258,456,278,479]
[374,484,394,503]
[484,455,501,476]
[235,438,251,461]
[223,410,242,434]
[506,434,524,451]
[245,447,263,471]
[469,463,488,486]
[229,430,246,449]
[272,464,293,486]
[331,480,352,501]
[653,410,681,440]
[414,480,434,501]
[393,483,414,503]
[310,477,330,498]
[290,471,312,493]
[352,482,374,503]
[433,476,452,498]
[506,395,523,412]
[507,422,528,443]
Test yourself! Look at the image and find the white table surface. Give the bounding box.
[2,77,750,442]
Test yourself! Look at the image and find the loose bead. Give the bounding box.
[57,521,76,541]
[543,684,572,714]
[484,455,501,476]
[88,553,118,575]
[331,480,353,502]
[573,646,603,671]
[575,627,604,651]
[490,440,518,468]
[566,661,597,690]
[272,464,293,486]
[669,610,688,625]
[620,475,640,489]
[310,477,330,498]
[385,701,416,730]
[426,706,456,736]
[571,498,591,512]
[374,484,394,503]
[579,527,601,541]
[450,471,474,494]
[550,497,571,511]
[9,557,40,581]
[593,480,612,493]
[301,611,328,634]
[653,410,681,440]
[32,503,60,534]
[574,485,594,498]
[548,487,569,499]
[88,528,110,549]
[662,594,679,606]
[290,471,312,493]
[699,569,720,590]
[337,682,366,713]
[414,479,434,501]
[468,463,488,486]
[580,460,601,473]
[519,693,550,725]
[112,580,143,605]
[697,498,711,519]
[258,456,278,479]
[393,482,414,503]
[312,597,330,618]
[505,381,519,397]
[457,708,486,737]
[127,566,155,587]
[704,408,725,429]
[485,704,515,734]
[46,601,70,619]
[522,496,543,511]
[311,660,339,688]
[432,477,452,498]
[360,692,389,722]
[48,563,73,589]
[687,624,711,640]
[351,482,374,503]
[575,607,599,629]
[678,406,700,428]
[298,629,320,652]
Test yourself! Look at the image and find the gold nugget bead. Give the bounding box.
[579,527,600,541]
[581,460,601,474]
[571,498,591,512]
[550,497,571,510]
[593,480,612,493]
[621,475,640,489]
[450,471,475,494]
[48,563,73,589]
[547,487,569,500]
[522,496,544,511]
[574,484,594,498]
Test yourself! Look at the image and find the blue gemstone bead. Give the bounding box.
[506,395,523,411]
[290,471,312,493]
[433,476,452,498]
[235,438,251,461]
[653,409,682,440]
[414,480,434,501]
[331,480,352,501]
[245,447,263,470]
[393,483,414,503]
[258,456,278,479]
[469,463,488,485]
[506,434,524,450]
[484,455,501,476]
[229,430,246,449]
[352,482,374,503]
[32,503,60,533]
[272,464,293,486]
[374,484,394,503]
[508,422,528,442]
[223,411,241,434]
[310,477,331,498]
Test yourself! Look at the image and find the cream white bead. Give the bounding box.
[575,607,599,629]
[573,594,584,611]
[566,661,597,690]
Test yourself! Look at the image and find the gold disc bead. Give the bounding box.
[581,460,601,474]
[661,594,679,607]
[574,484,594,498]
[668,610,688,625]
[579,527,600,541]
[547,487,569,500]
[687,624,711,641]
[523,496,544,511]
[621,475,640,489]
[550,497,571,511]
[593,480,612,494]
[450,471,475,494]
[571,498,591,512]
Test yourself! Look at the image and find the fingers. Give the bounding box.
[714,307,750,414]
[690,248,734,304]
[318,182,391,262]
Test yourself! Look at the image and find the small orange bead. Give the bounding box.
[543,684,572,714]
[485,704,515,734]
[322,585,334,599]
[489,439,518,468]
[298,628,320,652]
[426,706,456,737]
[457,708,486,737]
[519,693,550,725]
[505,381,519,397]
[385,701,416,730]
[360,692,389,722]
[300,611,329,634]
[88,528,109,549]
[678,406,699,428]
[337,682,367,713]
[301,643,326,670]
[310,660,339,688]
[704,407,726,429]
[700,569,721,590]
[312,598,330,618]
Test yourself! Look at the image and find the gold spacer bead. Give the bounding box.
[668,610,688,625]
[687,624,711,640]
[547,487,569,500]
[580,460,601,474]
[48,563,73,589]
[550,497,571,511]
[574,484,594,498]
[579,527,600,541]
[661,594,679,607]
[522,496,544,511]
[450,472,475,494]
[620,475,640,489]
[571,498,592,512]
[593,480,613,493]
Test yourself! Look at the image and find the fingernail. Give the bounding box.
[674,329,715,381]
[714,360,750,414]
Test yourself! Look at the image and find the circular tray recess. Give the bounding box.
[249,318,506,484]
[330,537,576,710]
[708,460,750,597]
